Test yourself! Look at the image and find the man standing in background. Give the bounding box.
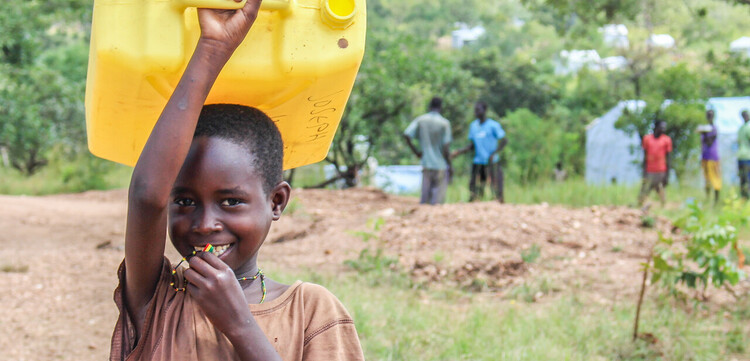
[700,109,721,205]
[452,101,507,202]
[404,97,452,205]
[638,121,672,208]
[737,110,750,199]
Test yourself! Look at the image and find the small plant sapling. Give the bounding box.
[634,202,747,341]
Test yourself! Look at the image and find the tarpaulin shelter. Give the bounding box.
[585,101,645,185]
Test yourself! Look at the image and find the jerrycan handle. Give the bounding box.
[176,0,291,11]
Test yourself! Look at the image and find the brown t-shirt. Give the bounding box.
[110,259,365,361]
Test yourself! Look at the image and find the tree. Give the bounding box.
[323,30,481,187]
[706,51,750,96]
[501,108,573,183]
[460,49,561,118]
[0,66,83,175]
[0,1,91,175]
[522,0,641,32]
[615,64,704,178]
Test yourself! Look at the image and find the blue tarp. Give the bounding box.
[373,165,422,194]
[323,164,423,194]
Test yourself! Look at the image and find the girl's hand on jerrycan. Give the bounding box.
[197,0,262,56]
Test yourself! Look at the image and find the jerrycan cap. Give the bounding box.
[321,0,356,29]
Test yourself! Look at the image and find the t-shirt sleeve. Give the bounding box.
[404,120,418,139]
[495,123,506,140]
[642,136,648,150]
[301,284,365,361]
[443,122,452,145]
[110,258,173,361]
[667,137,673,152]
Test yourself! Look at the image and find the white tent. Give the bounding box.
[601,56,628,71]
[601,24,629,49]
[451,24,486,49]
[556,50,602,75]
[585,101,645,185]
[730,37,750,57]
[705,97,750,184]
[648,34,675,49]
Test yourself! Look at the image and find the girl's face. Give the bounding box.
[168,136,287,277]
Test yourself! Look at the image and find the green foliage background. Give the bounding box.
[2,0,750,190]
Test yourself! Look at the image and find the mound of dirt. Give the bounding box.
[379,200,672,295]
[265,188,675,299]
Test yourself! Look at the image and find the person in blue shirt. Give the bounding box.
[453,101,507,202]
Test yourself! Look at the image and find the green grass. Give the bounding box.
[285,163,329,188]
[0,154,132,195]
[443,176,713,208]
[269,268,750,361]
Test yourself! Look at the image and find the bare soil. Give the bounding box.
[0,187,715,360]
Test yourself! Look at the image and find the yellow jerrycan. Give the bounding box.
[85,0,366,169]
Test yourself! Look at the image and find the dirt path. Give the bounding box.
[1,188,671,360]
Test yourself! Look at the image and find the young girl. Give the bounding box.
[110,1,364,359]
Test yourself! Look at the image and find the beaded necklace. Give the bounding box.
[170,250,267,304]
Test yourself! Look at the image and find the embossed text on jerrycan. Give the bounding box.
[85,0,366,169]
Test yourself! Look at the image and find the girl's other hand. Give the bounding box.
[184,252,255,338]
[197,0,262,52]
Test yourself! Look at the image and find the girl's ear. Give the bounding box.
[270,181,292,221]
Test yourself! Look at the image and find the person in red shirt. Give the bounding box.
[638,121,672,207]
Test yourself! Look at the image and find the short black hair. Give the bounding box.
[476,100,487,110]
[429,97,443,110]
[194,104,283,194]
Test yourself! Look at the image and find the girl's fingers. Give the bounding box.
[186,282,201,297]
[187,255,215,277]
[183,267,207,286]
[198,251,230,271]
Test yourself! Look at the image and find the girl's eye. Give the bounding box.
[174,198,195,207]
[221,198,243,206]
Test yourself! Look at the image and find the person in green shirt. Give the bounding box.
[737,110,750,198]
[403,97,453,205]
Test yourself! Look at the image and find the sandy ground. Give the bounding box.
[0,187,733,360]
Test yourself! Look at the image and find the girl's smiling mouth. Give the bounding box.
[193,243,234,257]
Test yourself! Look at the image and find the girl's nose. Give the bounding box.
[192,209,224,234]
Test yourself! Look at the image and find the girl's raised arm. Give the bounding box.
[122,0,262,336]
